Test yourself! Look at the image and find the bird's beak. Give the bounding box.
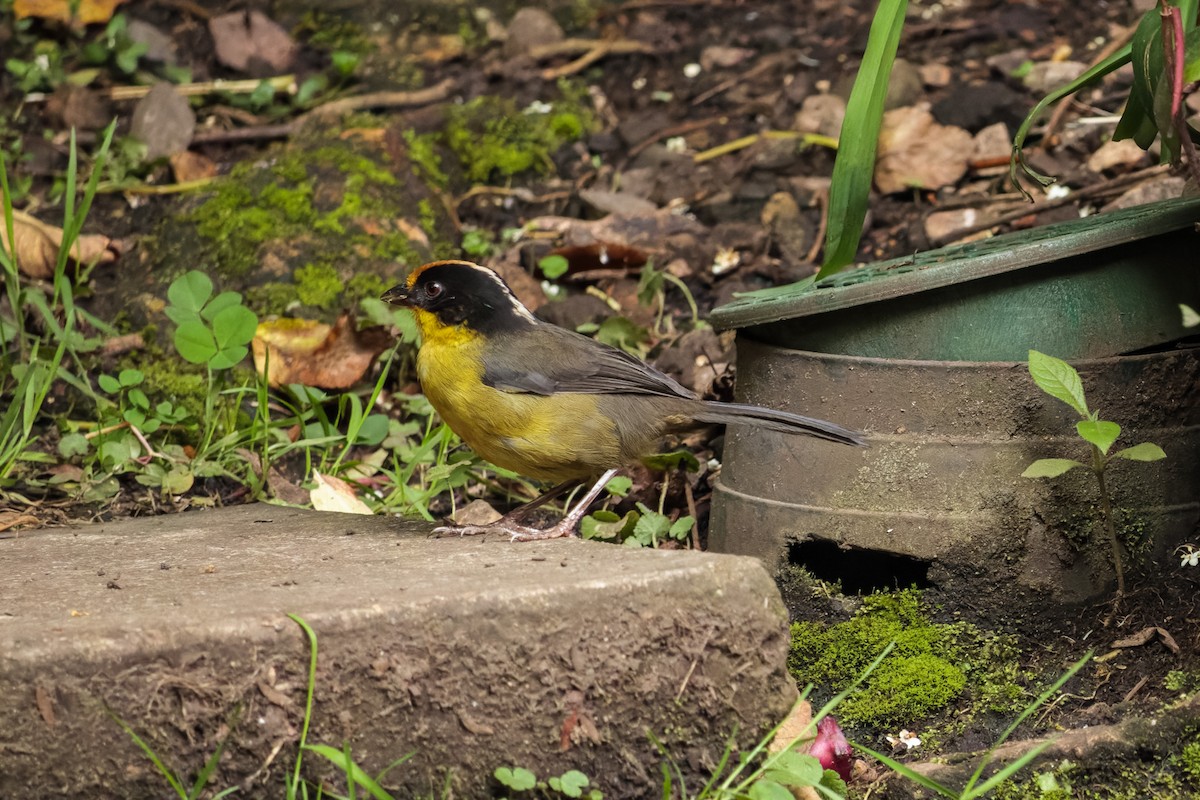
[381,284,409,305]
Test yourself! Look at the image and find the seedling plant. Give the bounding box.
[1021,350,1167,598]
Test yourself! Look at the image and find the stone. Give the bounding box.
[794,92,846,139]
[0,504,795,799]
[126,18,177,64]
[504,8,564,58]
[129,82,195,160]
[1086,138,1150,173]
[1022,60,1088,94]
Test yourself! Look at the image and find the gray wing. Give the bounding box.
[482,325,696,400]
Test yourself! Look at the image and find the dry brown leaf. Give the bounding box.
[252,313,391,389]
[310,471,372,515]
[2,209,118,280]
[875,105,973,194]
[768,698,814,754]
[13,0,124,25]
[169,151,218,183]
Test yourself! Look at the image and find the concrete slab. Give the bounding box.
[0,504,796,798]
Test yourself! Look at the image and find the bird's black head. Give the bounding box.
[381,260,537,335]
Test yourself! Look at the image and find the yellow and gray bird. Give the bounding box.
[382,260,864,540]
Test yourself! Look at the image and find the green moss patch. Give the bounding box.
[788,590,1023,731]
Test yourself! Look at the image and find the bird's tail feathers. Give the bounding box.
[692,401,866,447]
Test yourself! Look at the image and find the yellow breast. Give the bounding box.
[412,309,621,482]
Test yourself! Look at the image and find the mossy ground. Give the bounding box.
[788,588,1026,745]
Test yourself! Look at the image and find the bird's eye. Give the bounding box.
[425,281,444,299]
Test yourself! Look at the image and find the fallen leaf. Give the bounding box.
[13,0,124,25]
[208,10,298,73]
[35,685,56,727]
[252,313,391,389]
[1,208,118,280]
[169,151,218,183]
[767,698,814,754]
[875,105,973,194]
[310,471,373,515]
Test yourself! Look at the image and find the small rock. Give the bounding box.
[45,85,111,131]
[209,10,298,73]
[885,59,925,110]
[761,191,809,266]
[918,62,952,88]
[452,499,502,527]
[700,45,756,70]
[130,82,195,160]
[985,48,1030,77]
[127,18,177,64]
[875,105,974,194]
[578,189,657,217]
[932,81,1026,132]
[1086,138,1150,173]
[794,93,845,139]
[924,208,986,243]
[971,122,1011,164]
[1022,60,1088,94]
[504,8,563,58]
[1102,176,1186,211]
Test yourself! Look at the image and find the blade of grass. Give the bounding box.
[287,614,321,800]
[105,706,189,799]
[818,0,908,278]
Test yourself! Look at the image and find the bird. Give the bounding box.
[381,259,865,541]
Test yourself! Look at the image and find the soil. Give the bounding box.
[2,0,1198,797]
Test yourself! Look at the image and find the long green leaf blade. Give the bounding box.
[818,0,908,278]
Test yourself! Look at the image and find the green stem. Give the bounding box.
[1092,446,1126,599]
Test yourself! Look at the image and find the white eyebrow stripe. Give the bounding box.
[466,262,537,322]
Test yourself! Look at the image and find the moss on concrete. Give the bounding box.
[788,589,1023,731]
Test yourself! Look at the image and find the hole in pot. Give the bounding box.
[789,539,933,594]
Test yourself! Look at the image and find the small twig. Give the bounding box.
[536,39,657,80]
[1122,675,1149,704]
[933,164,1170,245]
[529,37,657,60]
[693,130,837,164]
[98,177,216,195]
[625,115,728,162]
[99,333,145,357]
[105,75,296,102]
[191,124,294,145]
[294,78,457,125]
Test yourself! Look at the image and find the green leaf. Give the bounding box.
[548,771,590,798]
[748,779,796,800]
[1076,420,1121,455]
[162,466,194,494]
[538,254,569,279]
[127,388,149,409]
[642,449,701,472]
[201,290,244,322]
[1182,304,1200,328]
[817,0,908,277]
[633,510,671,546]
[1115,8,1165,148]
[174,320,218,364]
[603,474,633,497]
[98,374,121,394]
[581,509,638,541]
[494,766,537,792]
[352,414,390,446]
[1022,458,1084,478]
[668,516,695,541]
[58,432,89,458]
[1027,350,1088,416]
[211,304,258,349]
[304,744,396,800]
[118,368,143,387]
[764,751,824,787]
[167,270,213,316]
[1112,442,1166,462]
